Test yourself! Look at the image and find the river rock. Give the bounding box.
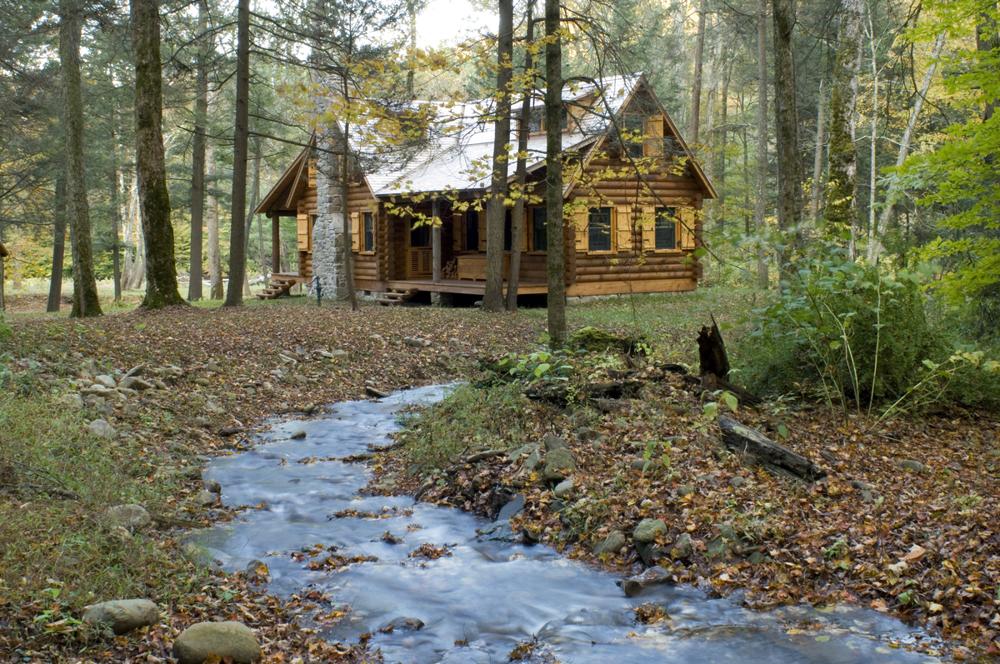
[621,567,671,597]
[669,533,694,560]
[290,429,307,440]
[633,518,667,544]
[593,530,626,556]
[196,490,218,507]
[729,476,746,488]
[88,419,115,439]
[104,504,151,530]
[899,459,926,473]
[553,478,575,498]
[543,448,577,482]
[204,479,222,494]
[379,616,424,633]
[173,621,261,664]
[542,433,567,451]
[95,374,117,389]
[497,494,525,522]
[676,484,696,497]
[120,376,153,391]
[83,599,158,634]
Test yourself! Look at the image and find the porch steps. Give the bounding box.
[256,275,297,300]
[375,287,418,306]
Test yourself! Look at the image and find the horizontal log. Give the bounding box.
[717,416,825,482]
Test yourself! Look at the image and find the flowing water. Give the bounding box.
[191,385,942,664]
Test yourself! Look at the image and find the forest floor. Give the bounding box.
[1,290,997,661]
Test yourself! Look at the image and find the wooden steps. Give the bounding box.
[256,275,299,300]
[375,287,418,306]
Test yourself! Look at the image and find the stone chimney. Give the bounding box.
[312,134,347,300]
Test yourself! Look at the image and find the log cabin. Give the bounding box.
[255,73,716,302]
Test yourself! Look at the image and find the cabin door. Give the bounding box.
[407,222,432,278]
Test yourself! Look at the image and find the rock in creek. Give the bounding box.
[621,567,672,597]
[290,429,307,440]
[593,530,626,556]
[633,518,667,544]
[104,504,151,531]
[173,621,261,664]
[379,616,425,633]
[83,599,159,634]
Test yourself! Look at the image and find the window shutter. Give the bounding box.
[350,211,360,252]
[644,116,664,157]
[614,206,632,252]
[680,208,697,249]
[640,206,655,250]
[573,207,588,252]
[452,211,463,251]
[519,209,529,252]
[478,210,487,251]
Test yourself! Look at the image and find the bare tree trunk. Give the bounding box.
[506,0,535,312]
[132,0,184,308]
[110,117,122,302]
[47,173,68,312]
[207,147,223,299]
[689,0,708,145]
[189,0,210,300]
[544,0,566,347]
[483,0,514,312]
[59,0,102,317]
[714,56,731,231]
[810,76,827,225]
[771,0,802,271]
[867,31,944,262]
[224,0,250,307]
[406,0,417,98]
[123,170,146,291]
[242,136,261,297]
[755,0,770,289]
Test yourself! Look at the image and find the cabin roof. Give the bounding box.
[257,73,714,215]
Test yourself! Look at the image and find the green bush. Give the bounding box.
[738,250,940,410]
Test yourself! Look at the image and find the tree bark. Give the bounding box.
[110,115,122,302]
[689,0,708,145]
[47,173,68,312]
[506,0,535,312]
[188,0,210,301]
[809,76,827,225]
[866,32,945,262]
[207,146,223,299]
[718,415,826,481]
[59,0,102,317]
[242,136,261,297]
[224,0,250,307]
[544,0,566,347]
[483,0,514,312]
[754,0,769,289]
[771,0,802,270]
[825,0,863,242]
[132,0,184,308]
[339,87,358,311]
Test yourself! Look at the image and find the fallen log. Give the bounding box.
[718,415,825,482]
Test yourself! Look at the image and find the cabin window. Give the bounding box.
[531,206,547,251]
[465,210,479,250]
[587,207,612,252]
[362,211,375,252]
[528,105,569,133]
[410,221,430,248]
[655,207,678,250]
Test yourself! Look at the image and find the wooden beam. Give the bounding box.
[270,214,280,274]
[431,199,442,283]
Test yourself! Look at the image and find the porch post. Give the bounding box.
[270,214,280,276]
[431,198,442,305]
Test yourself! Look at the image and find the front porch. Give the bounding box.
[384,278,548,296]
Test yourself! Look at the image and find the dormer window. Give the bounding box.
[528,105,570,134]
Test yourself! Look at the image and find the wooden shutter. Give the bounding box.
[350,211,360,252]
[519,208,529,252]
[680,208,697,249]
[640,206,655,250]
[573,207,588,252]
[452,211,463,251]
[615,205,633,253]
[478,210,487,251]
[297,211,309,251]
[644,116,664,157]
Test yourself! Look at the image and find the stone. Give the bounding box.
[88,419,115,439]
[521,448,543,474]
[104,504,151,531]
[119,376,153,391]
[402,337,429,348]
[196,490,218,507]
[83,599,159,634]
[900,459,926,473]
[633,518,667,544]
[669,533,694,560]
[630,458,648,471]
[553,478,575,498]
[95,374,117,389]
[593,530,626,556]
[676,484,696,497]
[729,476,747,488]
[542,448,577,482]
[621,567,671,597]
[204,479,222,494]
[497,494,525,522]
[290,429,307,440]
[542,433,567,451]
[379,616,424,633]
[63,393,85,409]
[576,428,603,443]
[173,621,261,664]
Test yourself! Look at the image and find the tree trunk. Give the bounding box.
[713,52,731,231]
[188,0,209,301]
[339,80,358,311]
[243,136,261,297]
[59,0,102,317]
[754,0,769,289]
[544,0,566,347]
[207,146,223,299]
[224,0,250,307]
[771,0,802,270]
[110,117,122,302]
[506,0,535,312]
[123,171,146,291]
[483,0,514,312]
[47,173,68,312]
[406,0,417,98]
[866,32,945,262]
[688,0,708,145]
[809,76,827,225]
[132,0,184,308]
[825,0,863,241]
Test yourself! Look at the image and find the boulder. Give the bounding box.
[290,429,307,440]
[633,518,667,544]
[496,494,525,522]
[542,434,567,451]
[83,599,158,634]
[204,479,222,494]
[95,374,117,389]
[593,530,626,556]
[88,419,116,439]
[553,478,575,498]
[542,448,577,482]
[119,376,153,391]
[669,533,694,560]
[196,490,218,507]
[378,616,425,633]
[621,567,671,597]
[104,504,151,531]
[173,621,261,664]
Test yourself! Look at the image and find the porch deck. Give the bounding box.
[385,279,548,296]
